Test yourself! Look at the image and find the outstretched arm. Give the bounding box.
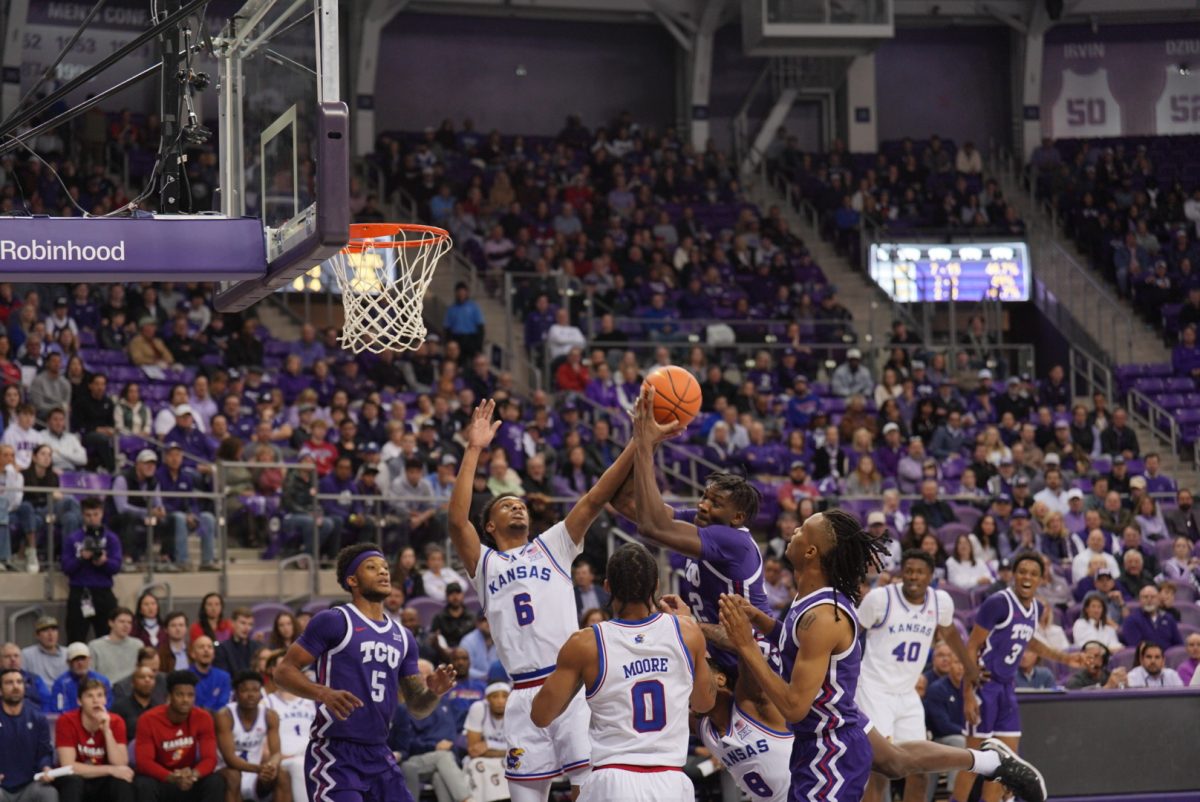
[679,616,717,714]
[630,387,702,557]
[531,628,593,727]
[1028,637,1087,667]
[449,400,500,576]
[719,595,842,723]
[563,439,638,545]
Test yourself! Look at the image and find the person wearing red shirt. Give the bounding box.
[554,347,590,393]
[55,678,135,802]
[134,671,223,802]
[299,420,338,476]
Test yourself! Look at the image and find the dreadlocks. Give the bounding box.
[706,472,761,523]
[606,542,659,618]
[818,508,892,607]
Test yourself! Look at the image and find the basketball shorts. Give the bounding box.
[789,726,872,802]
[578,766,694,802]
[855,684,926,743]
[965,680,1021,739]
[305,738,413,802]
[502,684,590,784]
[237,769,273,801]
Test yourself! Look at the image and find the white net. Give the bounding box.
[328,224,452,354]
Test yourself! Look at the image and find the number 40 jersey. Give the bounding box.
[857,584,955,695]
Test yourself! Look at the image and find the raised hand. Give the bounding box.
[631,386,685,445]
[718,593,756,653]
[426,663,457,696]
[658,594,691,616]
[466,399,501,449]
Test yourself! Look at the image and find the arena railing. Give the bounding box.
[1123,388,1185,470]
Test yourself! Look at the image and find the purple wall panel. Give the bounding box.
[374,14,676,135]
[875,27,1012,150]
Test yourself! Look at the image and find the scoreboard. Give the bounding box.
[868,242,1032,303]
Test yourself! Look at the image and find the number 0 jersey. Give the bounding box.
[857,584,955,695]
[585,613,694,769]
[469,521,582,680]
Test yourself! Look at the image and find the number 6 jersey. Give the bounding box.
[857,583,955,695]
[470,521,582,679]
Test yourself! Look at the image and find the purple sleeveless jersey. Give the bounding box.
[296,604,419,744]
[975,589,1040,685]
[777,587,872,802]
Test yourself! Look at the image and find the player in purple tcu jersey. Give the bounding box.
[952,552,1085,802]
[274,544,457,802]
[622,387,771,673]
[720,510,1050,802]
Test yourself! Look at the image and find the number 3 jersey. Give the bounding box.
[857,583,955,695]
[294,604,419,744]
[585,613,694,768]
[470,521,581,679]
[974,589,1040,685]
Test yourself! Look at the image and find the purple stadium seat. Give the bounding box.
[251,603,292,638]
[1180,624,1200,640]
[1064,602,1084,629]
[936,523,971,550]
[1177,604,1200,629]
[1172,583,1196,604]
[1109,647,1138,671]
[950,505,982,531]
[1164,645,1189,670]
[1156,538,1177,563]
[302,599,331,615]
[941,585,972,612]
[407,597,443,630]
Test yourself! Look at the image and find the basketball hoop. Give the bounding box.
[327,223,452,354]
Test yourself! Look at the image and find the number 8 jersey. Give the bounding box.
[470,521,582,678]
[585,613,694,768]
[857,583,955,694]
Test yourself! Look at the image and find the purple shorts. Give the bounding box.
[306,738,413,802]
[789,726,872,802]
[966,679,1021,739]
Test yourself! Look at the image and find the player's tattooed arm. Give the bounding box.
[400,663,456,719]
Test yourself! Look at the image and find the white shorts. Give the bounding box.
[578,767,694,802]
[237,770,272,801]
[502,685,590,784]
[855,684,926,743]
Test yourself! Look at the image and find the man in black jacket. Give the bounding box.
[70,373,115,472]
[1100,407,1140,459]
[213,608,261,677]
[1166,489,1200,542]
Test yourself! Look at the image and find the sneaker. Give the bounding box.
[199,562,221,572]
[0,561,12,572]
[983,738,1047,802]
[24,548,39,574]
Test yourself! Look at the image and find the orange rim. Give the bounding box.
[343,222,450,253]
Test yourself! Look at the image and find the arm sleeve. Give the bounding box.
[935,589,956,627]
[463,701,485,735]
[973,594,1008,631]
[194,711,218,776]
[698,524,753,569]
[855,588,886,629]
[537,521,583,572]
[295,609,348,660]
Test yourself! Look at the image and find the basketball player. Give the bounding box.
[857,549,978,802]
[448,399,657,800]
[265,655,317,802]
[624,386,772,672]
[951,552,1086,802]
[216,670,286,802]
[529,543,714,802]
[719,511,1052,802]
[274,544,457,802]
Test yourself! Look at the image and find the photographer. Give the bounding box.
[62,498,122,644]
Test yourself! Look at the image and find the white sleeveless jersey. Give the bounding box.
[1155,65,1200,135]
[220,703,268,767]
[698,702,792,802]
[585,613,694,768]
[469,521,581,679]
[1050,68,1122,137]
[264,692,316,756]
[857,584,954,695]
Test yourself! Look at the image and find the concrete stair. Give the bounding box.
[253,298,304,343]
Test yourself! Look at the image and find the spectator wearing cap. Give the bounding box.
[1122,585,1183,652]
[929,409,967,461]
[1010,475,1034,512]
[0,666,56,802]
[1101,408,1139,460]
[133,670,223,802]
[1045,418,1075,460]
[784,375,820,430]
[464,680,510,784]
[911,479,956,529]
[1126,641,1184,688]
[157,445,216,571]
[281,455,336,561]
[128,317,173,368]
[50,642,113,713]
[778,462,819,513]
[108,450,167,567]
[985,455,1018,498]
[871,422,903,479]
[1063,488,1087,533]
[830,348,872,398]
[1033,467,1070,516]
[22,617,67,688]
[1107,455,1132,496]
[1166,488,1200,542]
[999,508,1037,559]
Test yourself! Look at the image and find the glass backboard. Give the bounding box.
[213,0,348,312]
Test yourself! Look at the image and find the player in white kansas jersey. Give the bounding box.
[449,400,648,802]
[216,671,287,802]
[265,656,317,802]
[857,549,978,802]
[532,543,715,802]
[697,659,792,802]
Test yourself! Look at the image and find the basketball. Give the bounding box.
[643,366,702,427]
